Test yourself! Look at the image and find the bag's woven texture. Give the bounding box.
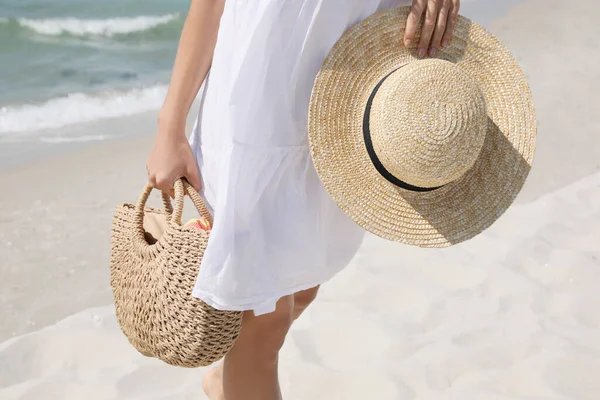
[110,179,242,368]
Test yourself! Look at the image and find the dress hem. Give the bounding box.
[191,272,339,316]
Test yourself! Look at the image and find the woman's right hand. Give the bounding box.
[404,0,460,58]
[146,119,202,195]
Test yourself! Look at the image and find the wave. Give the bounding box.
[39,135,110,143]
[0,85,168,134]
[1,14,180,37]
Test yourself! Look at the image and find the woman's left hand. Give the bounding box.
[403,0,460,58]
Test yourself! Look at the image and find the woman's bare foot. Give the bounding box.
[202,364,224,400]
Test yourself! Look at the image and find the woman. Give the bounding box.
[146,0,460,399]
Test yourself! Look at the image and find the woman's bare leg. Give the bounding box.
[222,295,293,400]
[203,286,319,400]
[292,286,319,320]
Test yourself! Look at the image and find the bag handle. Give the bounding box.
[134,186,174,218]
[131,178,213,256]
[134,178,213,228]
[161,191,174,215]
[171,179,213,226]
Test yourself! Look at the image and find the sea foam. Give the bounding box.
[13,14,179,37]
[0,85,168,134]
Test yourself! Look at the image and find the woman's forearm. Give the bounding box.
[158,0,225,133]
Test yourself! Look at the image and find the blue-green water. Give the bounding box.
[0,0,188,134]
[0,0,523,137]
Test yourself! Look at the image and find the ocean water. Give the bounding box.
[0,0,188,136]
[0,0,523,142]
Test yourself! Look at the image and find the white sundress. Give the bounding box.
[189,0,410,315]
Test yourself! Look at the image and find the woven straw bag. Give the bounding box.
[110,179,243,367]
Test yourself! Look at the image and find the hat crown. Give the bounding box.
[369,59,488,189]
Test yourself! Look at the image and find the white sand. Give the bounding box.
[1,170,599,400]
[1,0,599,398]
[484,0,600,203]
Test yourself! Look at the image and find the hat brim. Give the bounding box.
[308,6,536,247]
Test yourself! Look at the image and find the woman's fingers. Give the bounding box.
[442,0,460,47]
[149,174,173,193]
[405,0,461,57]
[186,164,203,193]
[404,0,426,48]
[146,132,202,197]
[429,0,451,56]
[417,0,442,58]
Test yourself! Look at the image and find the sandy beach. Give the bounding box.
[1,0,599,399]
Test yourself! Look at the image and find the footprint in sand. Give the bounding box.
[360,280,430,324]
[308,302,393,373]
[116,364,201,398]
[451,327,497,348]
[10,380,115,400]
[284,364,402,400]
[570,293,600,328]
[545,353,600,400]
[0,335,46,389]
[416,262,488,291]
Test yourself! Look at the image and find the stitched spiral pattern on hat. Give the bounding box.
[370,59,488,189]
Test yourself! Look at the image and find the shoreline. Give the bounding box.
[0,99,201,172]
[0,0,527,172]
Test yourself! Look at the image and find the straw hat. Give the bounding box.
[308,6,536,247]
